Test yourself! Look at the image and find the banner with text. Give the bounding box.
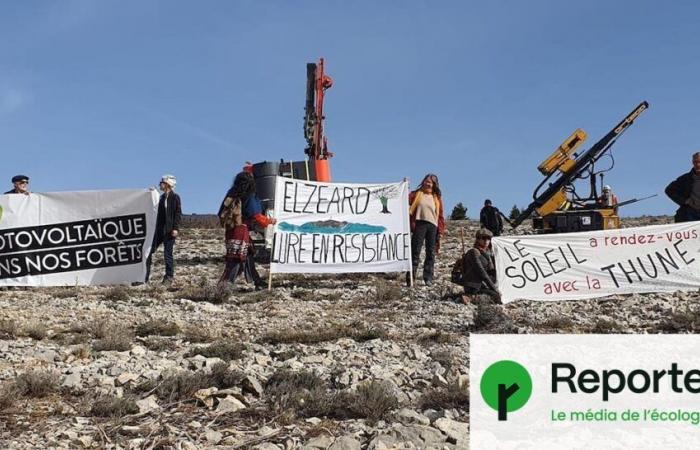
[0,189,159,286]
[271,177,411,273]
[492,221,700,303]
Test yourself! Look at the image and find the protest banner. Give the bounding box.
[270,177,411,274]
[492,221,700,303]
[0,189,159,286]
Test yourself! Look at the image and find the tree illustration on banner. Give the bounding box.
[372,185,400,214]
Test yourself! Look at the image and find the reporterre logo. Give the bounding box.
[480,360,533,421]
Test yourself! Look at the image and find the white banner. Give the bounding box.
[492,221,700,303]
[0,189,159,286]
[271,177,411,273]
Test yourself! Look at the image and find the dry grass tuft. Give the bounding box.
[23,321,48,340]
[180,278,232,304]
[374,280,403,303]
[69,344,92,360]
[14,370,60,398]
[656,308,700,333]
[143,337,178,352]
[472,300,514,333]
[261,324,353,345]
[261,323,388,345]
[89,394,139,417]
[185,339,245,362]
[264,370,398,423]
[0,383,19,410]
[537,316,575,330]
[418,330,457,344]
[352,326,389,342]
[92,326,133,352]
[135,319,180,337]
[134,362,244,402]
[417,381,469,411]
[102,286,132,302]
[349,380,399,423]
[265,370,326,415]
[0,319,18,339]
[182,325,218,343]
[590,318,623,334]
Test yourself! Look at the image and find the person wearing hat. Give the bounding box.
[460,228,501,304]
[4,175,30,195]
[597,185,619,209]
[145,174,182,284]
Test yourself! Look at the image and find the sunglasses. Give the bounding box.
[17,181,29,185]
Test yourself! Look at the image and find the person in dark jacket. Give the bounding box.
[218,171,276,290]
[4,175,30,195]
[665,152,700,223]
[479,199,504,236]
[461,228,501,304]
[407,173,446,286]
[145,175,182,284]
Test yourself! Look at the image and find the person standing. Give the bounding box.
[665,152,700,223]
[4,175,30,195]
[479,199,504,236]
[408,173,445,286]
[218,171,276,290]
[461,228,501,304]
[597,185,619,209]
[145,175,182,284]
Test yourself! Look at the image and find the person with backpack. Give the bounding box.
[479,199,504,236]
[460,228,501,304]
[218,171,276,290]
[407,173,446,286]
[145,175,182,284]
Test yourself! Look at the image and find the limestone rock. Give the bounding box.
[136,395,160,414]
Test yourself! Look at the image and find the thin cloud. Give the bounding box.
[137,106,250,154]
[0,87,30,116]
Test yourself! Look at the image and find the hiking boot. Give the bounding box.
[162,276,173,286]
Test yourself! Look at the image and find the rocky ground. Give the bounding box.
[1,216,699,450]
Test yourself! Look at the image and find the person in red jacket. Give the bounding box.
[218,171,276,290]
[407,173,445,286]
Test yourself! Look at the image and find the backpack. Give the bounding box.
[450,227,467,285]
[451,254,466,285]
[219,197,243,228]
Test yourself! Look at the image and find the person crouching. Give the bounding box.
[461,228,501,304]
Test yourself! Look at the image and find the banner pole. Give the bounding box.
[405,177,414,288]
[267,231,274,291]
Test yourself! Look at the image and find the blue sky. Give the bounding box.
[1,0,698,216]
